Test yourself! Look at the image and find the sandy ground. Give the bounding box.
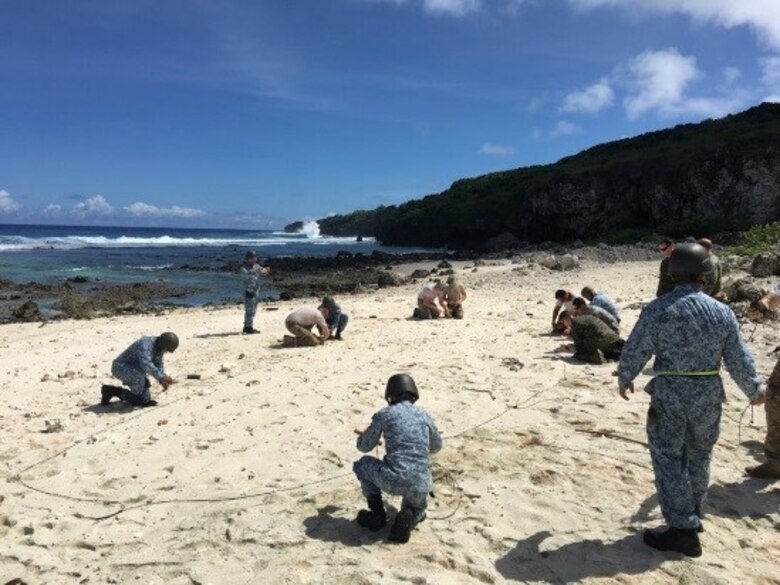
[1,257,778,585]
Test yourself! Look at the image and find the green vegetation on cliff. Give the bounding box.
[318,102,780,249]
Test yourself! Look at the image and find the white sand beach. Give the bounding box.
[1,258,778,585]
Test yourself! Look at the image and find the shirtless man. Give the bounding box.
[284,306,331,347]
[443,276,467,319]
[417,281,448,319]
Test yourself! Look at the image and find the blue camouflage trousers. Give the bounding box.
[244,293,258,328]
[354,455,429,523]
[111,362,152,403]
[646,378,723,530]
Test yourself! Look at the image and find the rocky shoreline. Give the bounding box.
[2,242,778,325]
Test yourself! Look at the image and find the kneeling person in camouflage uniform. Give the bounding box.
[101,332,179,407]
[353,374,443,543]
[558,311,624,364]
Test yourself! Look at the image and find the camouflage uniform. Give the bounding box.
[111,337,167,403]
[324,302,349,337]
[586,305,620,333]
[590,292,620,323]
[241,263,264,329]
[701,254,722,297]
[354,401,442,523]
[656,257,675,297]
[618,285,762,530]
[571,315,624,364]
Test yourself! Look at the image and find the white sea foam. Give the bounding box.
[300,221,321,238]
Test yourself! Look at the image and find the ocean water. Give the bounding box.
[0,223,430,305]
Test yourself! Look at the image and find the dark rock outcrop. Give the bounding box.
[284,221,304,233]
[13,300,41,321]
[317,103,780,249]
[750,254,780,277]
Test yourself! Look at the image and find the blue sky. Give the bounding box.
[1,0,779,229]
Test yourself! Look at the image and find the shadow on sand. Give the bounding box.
[631,476,780,526]
[82,402,136,415]
[495,530,667,583]
[303,505,389,547]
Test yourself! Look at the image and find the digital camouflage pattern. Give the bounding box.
[111,336,166,402]
[354,401,442,522]
[618,285,762,530]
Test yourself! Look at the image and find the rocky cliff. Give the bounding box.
[317,102,780,249]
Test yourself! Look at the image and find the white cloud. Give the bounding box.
[42,204,62,215]
[74,194,113,216]
[761,56,780,88]
[0,189,21,213]
[550,120,580,136]
[481,143,516,156]
[422,0,481,16]
[619,48,748,119]
[124,201,206,218]
[561,78,615,114]
[622,48,699,119]
[568,0,780,50]
[365,0,535,17]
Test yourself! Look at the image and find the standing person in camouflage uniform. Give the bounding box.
[581,286,620,324]
[558,311,624,364]
[353,373,442,543]
[618,243,765,557]
[241,250,270,334]
[696,238,722,298]
[746,283,780,479]
[101,332,179,407]
[656,238,676,297]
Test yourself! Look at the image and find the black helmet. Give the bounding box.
[385,373,419,404]
[245,250,257,261]
[157,332,179,352]
[669,243,712,285]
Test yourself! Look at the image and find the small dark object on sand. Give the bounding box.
[187,374,201,380]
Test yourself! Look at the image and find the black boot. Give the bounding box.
[100,385,123,405]
[356,495,387,532]
[388,507,415,543]
[243,326,259,334]
[643,527,702,557]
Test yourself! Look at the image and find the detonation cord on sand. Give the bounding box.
[10,373,529,523]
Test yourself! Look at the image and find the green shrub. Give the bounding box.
[731,222,780,256]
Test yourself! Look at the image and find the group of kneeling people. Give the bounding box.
[413,276,467,320]
[552,286,624,364]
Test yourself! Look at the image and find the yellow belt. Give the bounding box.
[655,370,720,377]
